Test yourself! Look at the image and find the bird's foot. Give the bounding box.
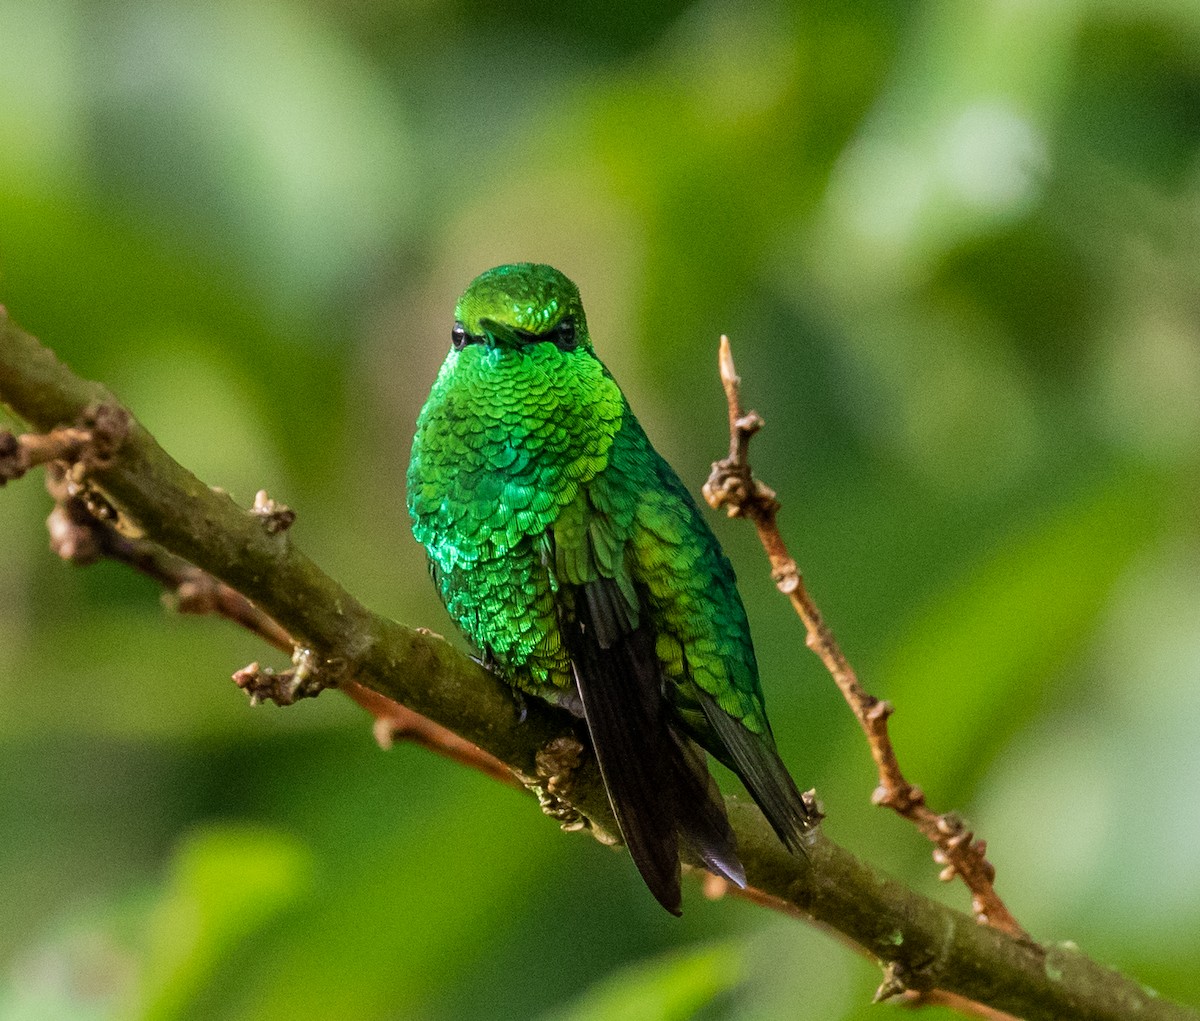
[524,735,602,837]
[468,653,529,723]
[470,647,498,672]
[511,688,528,724]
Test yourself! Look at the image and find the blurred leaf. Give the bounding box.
[0,824,310,1021]
[0,922,134,1021]
[982,538,1200,955]
[210,770,568,1021]
[0,187,347,490]
[0,0,83,191]
[85,0,418,319]
[113,329,287,509]
[1068,7,1200,188]
[133,825,312,1021]
[541,943,742,1021]
[877,469,1168,800]
[812,0,1079,285]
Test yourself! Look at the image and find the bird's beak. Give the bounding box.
[479,318,524,349]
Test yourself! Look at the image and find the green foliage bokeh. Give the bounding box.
[1,1,1199,1018]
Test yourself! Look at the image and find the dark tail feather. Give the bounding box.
[567,578,746,913]
[698,690,813,856]
[569,639,683,914]
[669,730,746,888]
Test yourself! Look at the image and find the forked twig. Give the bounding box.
[702,336,1027,940]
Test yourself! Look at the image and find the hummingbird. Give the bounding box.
[407,263,813,914]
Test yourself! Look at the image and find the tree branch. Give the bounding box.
[1,306,1194,1021]
[31,448,521,786]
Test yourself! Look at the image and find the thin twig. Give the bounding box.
[913,990,1023,1021]
[0,424,91,482]
[702,335,1028,940]
[343,677,523,788]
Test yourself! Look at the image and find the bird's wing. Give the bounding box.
[549,492,745,914]
[609,422,815,858]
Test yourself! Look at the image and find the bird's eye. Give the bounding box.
[554,317,577,351]
[451,323,468,351]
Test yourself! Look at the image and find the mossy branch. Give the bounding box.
[1,305,1194,1021]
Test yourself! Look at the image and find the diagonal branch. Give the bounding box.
[702,335,1026,939]
[1,306,1194,1021]
[34,424,520,788]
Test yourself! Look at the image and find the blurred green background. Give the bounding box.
[1,0,1199,1017]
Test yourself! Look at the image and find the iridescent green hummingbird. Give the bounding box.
[407,263,812,913]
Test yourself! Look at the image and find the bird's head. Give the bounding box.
[450,263,590,355]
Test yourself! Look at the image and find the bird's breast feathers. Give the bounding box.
[409,344,626,568]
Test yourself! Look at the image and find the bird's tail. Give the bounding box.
[698,689,815,856]
[669,728,746,888]
[566,579,745,913]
